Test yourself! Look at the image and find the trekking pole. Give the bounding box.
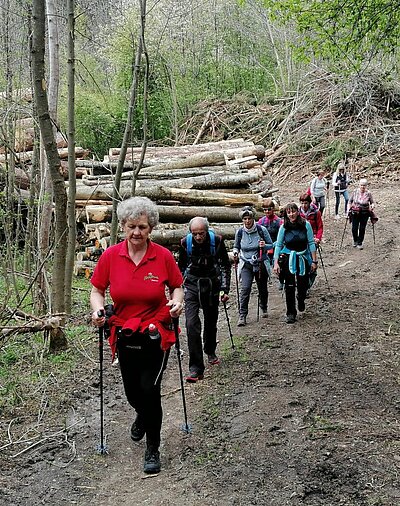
[372,223,376,245]
[96,309,108,455]
[339,216,349,249]
[172,317,192,434]
[257,246,262,322]
[317,245,331,292]
[221,292,234,349]
[233,254,240,308]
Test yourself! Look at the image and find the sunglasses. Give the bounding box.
[263,207,274,211]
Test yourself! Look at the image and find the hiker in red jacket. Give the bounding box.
[299,193,323,246]
[299,193,323,291]
[91,197,184,475]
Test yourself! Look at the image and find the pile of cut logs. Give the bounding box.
[73,139,285,276]
[0,118,91,193]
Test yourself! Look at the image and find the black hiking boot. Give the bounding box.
[286,314,296,324]
[297,298,305,312]
[143,446,161,474]
[130,416,145,442]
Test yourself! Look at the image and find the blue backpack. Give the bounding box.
[186,230,216,256]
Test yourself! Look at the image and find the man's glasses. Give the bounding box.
[263,207,274,211]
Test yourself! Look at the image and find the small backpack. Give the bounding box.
[186,229,216,256]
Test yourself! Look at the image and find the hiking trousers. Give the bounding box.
[239,261,268,318]
[314,195,326,215]
[184,277,220,375]
[117,330,169,448]
[351,212,369,246]
[334,190,349,215]
[280,259,309,317]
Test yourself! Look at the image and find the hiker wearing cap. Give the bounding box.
[348,179,375,250]
[273,202,317,324]
[233,206,273,326]
[310,170,328,215]
[332,162,352,219]
[178,217,231,383]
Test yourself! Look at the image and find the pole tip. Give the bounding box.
[180,422,193,434]
[96,444,109,455]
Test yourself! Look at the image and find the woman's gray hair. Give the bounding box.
[359,178,368,186]
[117,197,159,228]
[189,216,209,231]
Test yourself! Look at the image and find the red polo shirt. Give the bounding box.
[91,239,183,322]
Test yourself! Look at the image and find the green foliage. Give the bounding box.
[220,333,250,363]
[73,87,126,159]
[77,2,281,149]
[322,138,364,171]
[259,0,400,69]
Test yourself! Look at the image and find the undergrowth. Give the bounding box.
[0,276,95,429]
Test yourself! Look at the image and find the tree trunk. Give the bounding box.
[73,182,276,207]
[64,0,76,315]
[108,138,252,158]
[80,168,263,190]
[79,203,259,224]
[116,146,263,173]
[31,0,68,348]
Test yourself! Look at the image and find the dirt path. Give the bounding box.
[1,181,399,506]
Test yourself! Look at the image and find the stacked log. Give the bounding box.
[0,142,91,191]
[73,139,284,275]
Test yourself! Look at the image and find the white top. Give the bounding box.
[310,177,327,197]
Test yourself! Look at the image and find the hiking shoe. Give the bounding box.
[297,299,305,312]
[261,309,268,318]
[357,244,363,250]
[286,314,296,324]
[335,214,340,220]
[143,447,160,474]
[353,242,358,247]
[130,416,145,442]
[278,283,284,291]
[186,371,204,383]
[207,354,220,365]
[237,316,246,327]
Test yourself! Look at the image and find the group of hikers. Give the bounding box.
[89,162,377,475]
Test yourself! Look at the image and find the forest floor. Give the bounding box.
[1,179,399,506]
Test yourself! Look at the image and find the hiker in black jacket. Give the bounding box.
[178,217,231,383]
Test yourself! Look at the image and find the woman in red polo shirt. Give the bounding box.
[90,196,183,475]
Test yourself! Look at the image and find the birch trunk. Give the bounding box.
[32,0,68,348]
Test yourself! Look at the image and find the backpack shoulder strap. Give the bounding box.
[256,224,265,241]
[209,230,216,256]
[186,233,193,256]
